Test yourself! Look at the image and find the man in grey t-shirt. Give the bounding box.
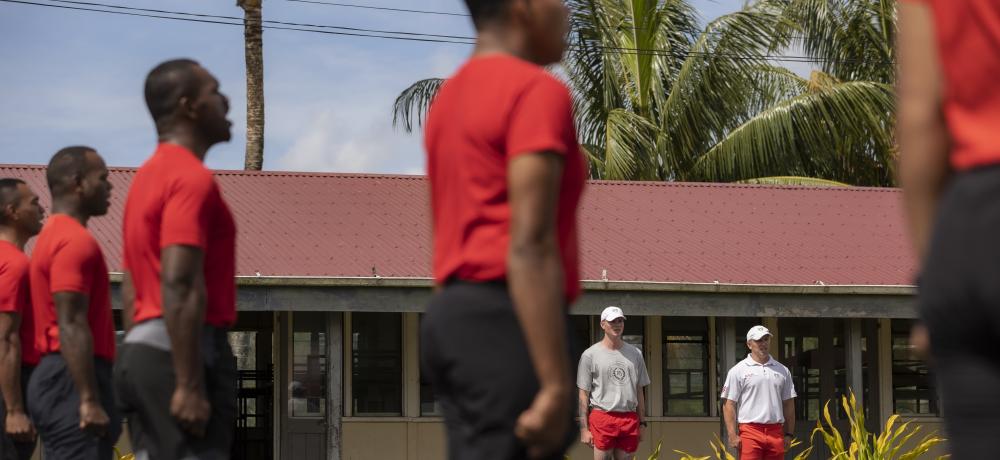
[577,306,651,460]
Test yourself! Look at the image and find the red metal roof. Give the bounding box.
[0,164,916,286]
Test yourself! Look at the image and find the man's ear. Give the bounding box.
[177,95,197,120]
[0,203,14,222]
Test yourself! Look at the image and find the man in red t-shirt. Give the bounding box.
[899,2,1000,458]
[27,146,119,460]
[419,1,586,459]
[0,178,44,460]
[115,59,237,460]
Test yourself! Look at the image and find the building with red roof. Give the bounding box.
[0,164,940,459]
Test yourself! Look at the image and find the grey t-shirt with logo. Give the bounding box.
[577,342,651,412]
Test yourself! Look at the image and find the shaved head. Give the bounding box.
[144,59,202,130]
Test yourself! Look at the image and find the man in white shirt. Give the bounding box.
[721,326,796,460]
[577,306,650,460]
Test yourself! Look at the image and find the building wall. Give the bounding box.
[279,312,950,459]
[340,419,719,460]
[341,420,445,460]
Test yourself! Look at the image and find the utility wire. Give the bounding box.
[0,0,475,44]
[40,0,475,41]
[1,0,858,64]
[285,0,467,17]
[283,0,818,41]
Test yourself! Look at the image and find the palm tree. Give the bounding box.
[238,0,265,171]
[769,0,896,85]
[392,0,897,186]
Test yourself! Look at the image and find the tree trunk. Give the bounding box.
[239,0,264,171]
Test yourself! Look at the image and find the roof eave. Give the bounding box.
[108,273,913,295]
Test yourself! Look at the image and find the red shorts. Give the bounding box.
[739,423,785,460]
[588,409,639,453]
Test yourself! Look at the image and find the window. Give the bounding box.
[733,317,762,361]
[662,317,710,416]
[570,315,592,354]
[892,319,938,415]
[419,314,441,416]
[290,312,327,418]
[352,313,403,416]
[622,316,645,354]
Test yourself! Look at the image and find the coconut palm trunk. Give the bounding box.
[238,0,265,171]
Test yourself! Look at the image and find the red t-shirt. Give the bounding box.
[424,54,587,302]
[904,0,1000,170]
[29,214,116,361]
[122,143,237,328]
[0,241,40,366]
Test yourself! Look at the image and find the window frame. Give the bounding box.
[347,311,405,417]
[662,317,711,417]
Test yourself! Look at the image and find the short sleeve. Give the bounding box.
[782,367,797,400]
[636,349,651,387]
[50,237,97,294]
[576,350,593,391]
[161,173,215,250]
[506,75,575,159]
[720,367,741,401]
[0,258,27,313]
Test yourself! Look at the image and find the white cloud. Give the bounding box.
[274,107,423,174]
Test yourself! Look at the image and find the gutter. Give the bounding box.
[109,273,915,295]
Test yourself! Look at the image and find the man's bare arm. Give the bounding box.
[782,398,795,435]
[897,1,950,262]
[637,385,646,423]
[723,399,740,448]
[54,291,109,436]
[161,245,210,436]
[0,312,31,440]
[508,151,571,457]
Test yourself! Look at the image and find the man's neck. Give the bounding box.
[750,353,770,365]
[601,335,624,350]
[0,228,26,250]
[472,26,539,65]
[158,130,211,162]
[51,202,89,228]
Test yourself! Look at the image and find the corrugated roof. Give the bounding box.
[0,164,916,286]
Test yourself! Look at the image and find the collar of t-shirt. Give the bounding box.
[742,354,777,367]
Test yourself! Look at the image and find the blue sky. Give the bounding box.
[0,0,744,173]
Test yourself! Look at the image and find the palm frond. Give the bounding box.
[737,176,851,187]
[660,7,790,178]
[691,79,895,185]
[602,108,660,180]
[768,0,896,83]
[391,78,445,133]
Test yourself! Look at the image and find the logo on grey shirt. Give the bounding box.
[609,361,629,385]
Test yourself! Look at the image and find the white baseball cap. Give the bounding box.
[601,306,626,322]
[746,325,772,341]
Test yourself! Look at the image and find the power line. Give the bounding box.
[41,0,475,41]
[282,0,816,41]
[285,0,468,17]
[41,0,828,58]
[0,0,475,44]
[0,0,856,64]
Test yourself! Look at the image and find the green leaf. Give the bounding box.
[391,78,445,133]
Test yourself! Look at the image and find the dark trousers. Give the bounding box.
[0,366,35,460]
[919,165,1000,460]
[420,281,578,460]
[27,355,120,460]
[114,331,237,460]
